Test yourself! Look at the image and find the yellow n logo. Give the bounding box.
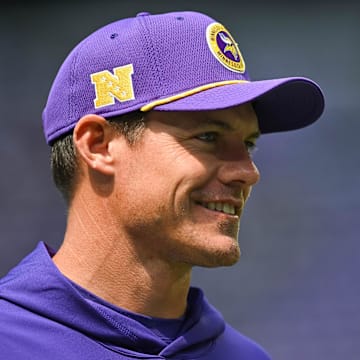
[91,64,135,109]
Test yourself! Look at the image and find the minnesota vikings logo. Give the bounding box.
[206,22,245,73]
[219,32,239,60]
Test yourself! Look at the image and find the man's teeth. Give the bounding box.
[203,202,236,215]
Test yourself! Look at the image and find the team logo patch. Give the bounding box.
[91,64,135,109]
[206,23,245,73]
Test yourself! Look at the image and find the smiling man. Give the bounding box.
[0,11,324,360]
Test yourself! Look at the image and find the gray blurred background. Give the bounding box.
[1,0,359,359]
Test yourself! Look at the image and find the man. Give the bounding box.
[0,11,324,360]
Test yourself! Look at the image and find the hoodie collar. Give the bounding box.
[0,242,225,358]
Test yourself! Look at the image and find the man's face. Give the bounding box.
[111,103,260,268]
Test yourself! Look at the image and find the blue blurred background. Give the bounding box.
[1,1,359,358]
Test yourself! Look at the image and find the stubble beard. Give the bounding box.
[163,198,242,268]
[212,218,241,266]
[217,217,240,240]
[189,218,241,268]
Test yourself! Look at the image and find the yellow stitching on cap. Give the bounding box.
[140,80,248,112]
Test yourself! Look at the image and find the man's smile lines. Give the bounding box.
[200,202,237,215]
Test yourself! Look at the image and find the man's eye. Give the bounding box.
[245,141,258,156]
[196,132,218,142]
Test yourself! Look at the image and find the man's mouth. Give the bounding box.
[199,202,238,216]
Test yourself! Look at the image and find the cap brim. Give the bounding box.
[151,77,325,134]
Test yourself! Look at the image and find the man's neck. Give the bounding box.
[52,198,192,319]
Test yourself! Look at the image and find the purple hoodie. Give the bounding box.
[0,242,271,359]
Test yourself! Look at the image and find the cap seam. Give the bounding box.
[138,15,164,96]
[69,39,88,126]
[69,46,80,124]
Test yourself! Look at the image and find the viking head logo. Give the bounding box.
[206,22,245,73]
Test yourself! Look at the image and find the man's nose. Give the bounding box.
[217,149,260,187]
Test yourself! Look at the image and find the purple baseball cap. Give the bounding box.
[42,11,325,144]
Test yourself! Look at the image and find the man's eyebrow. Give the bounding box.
[191,119,261,139]
[248,131,261,140]
[191,119,234,131]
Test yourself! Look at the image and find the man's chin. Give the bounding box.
[199,241,241,268]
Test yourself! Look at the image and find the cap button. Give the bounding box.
[136,12,151,17]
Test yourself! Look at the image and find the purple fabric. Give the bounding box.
[0,243,271,359]
[42,11,324,144]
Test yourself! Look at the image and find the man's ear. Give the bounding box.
[73,114,116,176]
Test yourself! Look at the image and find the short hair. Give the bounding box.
[50,111,146,205]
